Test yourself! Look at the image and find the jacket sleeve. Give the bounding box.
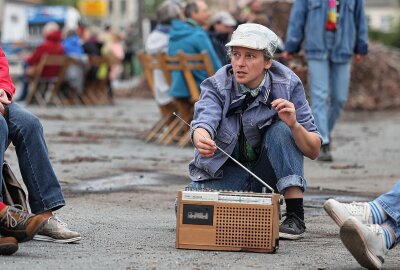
[0,48,16,98]
[191,76,224,140]
[354,0,368,55]
[284,0,308,54]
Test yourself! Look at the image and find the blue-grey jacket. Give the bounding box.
[168,19,222,98]
[285,0,368,63]
[189,61,321,182]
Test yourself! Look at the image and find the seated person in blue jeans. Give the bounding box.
[188,23,322,240]
[324,181,400,269]
[0,47,80,248]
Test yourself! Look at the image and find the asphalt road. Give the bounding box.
[1,98,399,269]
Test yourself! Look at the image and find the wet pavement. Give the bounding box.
[2,97,399,269]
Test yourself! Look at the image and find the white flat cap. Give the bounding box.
[226,23,278,57]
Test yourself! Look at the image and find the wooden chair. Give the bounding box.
[137,50,176,142]
[25,54,69,106]
[156,50,215,147]
[80,55,110,105]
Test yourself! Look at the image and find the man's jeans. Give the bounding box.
[189,121,307,194]
[308,59,351,145]
[0,102,65,213]
[376,181,400,245]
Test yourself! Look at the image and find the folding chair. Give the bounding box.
[25,54,69,106]
[138,50,176,142]
[156,51,215,147]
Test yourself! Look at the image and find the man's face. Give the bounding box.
[192,0,210,28]
[231,46,272,89]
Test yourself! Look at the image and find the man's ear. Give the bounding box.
[264,58,272,70]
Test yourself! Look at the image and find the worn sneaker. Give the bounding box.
[0,236,18,255]
[279,212,306,240]
[324,199,372,227]
[317,144,333,162]
[0,205,47,242]
[34,215,81,243]
[340,217,388,270]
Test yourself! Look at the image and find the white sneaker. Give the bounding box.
[323,199,372,227]
[340,217,388,270]
[33,215,81,243]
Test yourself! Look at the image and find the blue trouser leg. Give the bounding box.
[308,59,330,145]
[328,61,351,135]
[253,121,306,193]
[189,121,306,194]
[308,59,351,145]
[6,102,65,213]
[377,181,400,245]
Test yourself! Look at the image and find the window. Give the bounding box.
[380,15,394,32]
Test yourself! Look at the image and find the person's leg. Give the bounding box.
[340,217,389,270]
[328,61,351,136]
[0,117,48,243]
[256,121,306,194]
[324,181,400,227]
[308,59,330,145]
[308,59,333,161]
[7,103,80,243]
[375,181,400,227]
[7,102,65,214]
[188,159,251,191]
[254,121,307,239]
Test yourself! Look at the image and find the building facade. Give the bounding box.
[365,0,400,32]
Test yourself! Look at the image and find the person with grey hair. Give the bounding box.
[208,11,237,65]
[187,23,322,240]
[145,0,183,107]
[168,0,221,99]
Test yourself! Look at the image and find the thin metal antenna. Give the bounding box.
[173,112,274,193]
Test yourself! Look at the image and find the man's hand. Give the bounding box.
[353,54,364,64]
[193,128,217,157]
[271,98,297,129]
[0,89,11,116]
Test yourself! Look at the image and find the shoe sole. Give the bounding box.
[33,235,81,243]
[323,200,344,227]
[0,243,18,255]
[340,218,383,270]
[279,232,305,240]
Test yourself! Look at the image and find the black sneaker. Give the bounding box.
[317,144,333,162]
[279,212,306,240]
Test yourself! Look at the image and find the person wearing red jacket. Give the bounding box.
[17,22,65,101]
[0,46,80,254]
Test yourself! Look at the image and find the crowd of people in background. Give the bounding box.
[16,19,139,104]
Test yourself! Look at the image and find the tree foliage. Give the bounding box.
[42,0,78,7]
[143,0,165,17]
[369,18,400,48]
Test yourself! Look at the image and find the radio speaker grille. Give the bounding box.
[215,206,273,248]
